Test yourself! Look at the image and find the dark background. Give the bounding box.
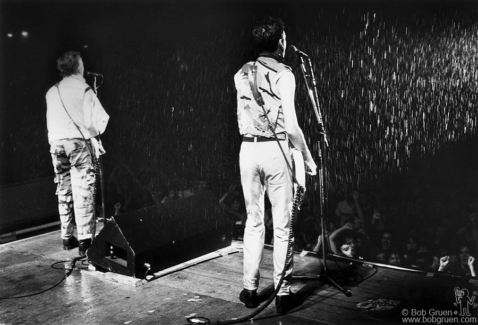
[1,0,477,253]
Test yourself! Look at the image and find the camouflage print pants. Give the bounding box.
[50,139,97,240]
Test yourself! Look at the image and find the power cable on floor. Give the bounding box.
[0,255,86,299]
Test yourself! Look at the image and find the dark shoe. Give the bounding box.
[276,292,298,314]
[239,288,259,308]
[63,236,79,250]
[78,238,92,256]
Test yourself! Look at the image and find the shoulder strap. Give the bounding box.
[55,84,88,141]
[247,63,265,106]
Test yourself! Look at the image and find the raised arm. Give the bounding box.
[438,256,450,272]
[313,233,340,254]
[468,256,476,277]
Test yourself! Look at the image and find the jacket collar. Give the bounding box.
[258,52,284,63]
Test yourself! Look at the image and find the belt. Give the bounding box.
[243,134,286,142]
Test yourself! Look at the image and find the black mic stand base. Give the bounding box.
[291,268,352,297]
[291,137,352,298]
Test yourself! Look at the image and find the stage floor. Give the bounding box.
[1,223,478,325]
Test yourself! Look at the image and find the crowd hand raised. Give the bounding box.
[343,222,353,230]
[469,213,477,222]
[440,256,450,268]
[468,256,475,266]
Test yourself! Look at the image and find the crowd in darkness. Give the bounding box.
[105,160,209,217]
[315,144,477,279]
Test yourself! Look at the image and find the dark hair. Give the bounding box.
[252,17,285,53]
[57,51,81,77]
[458,243,475,255]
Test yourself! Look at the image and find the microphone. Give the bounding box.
[86,71,102,77]
[289,45,309,57]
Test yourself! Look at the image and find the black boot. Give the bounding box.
[276,292,298,314]
[62,236,79,250]
[78,238,92,256]
[239,288,259,308]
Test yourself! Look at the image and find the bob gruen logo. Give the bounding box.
[454,287,478,316]
[401,287,478,324]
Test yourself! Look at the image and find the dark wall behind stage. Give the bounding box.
[1,0,477,217]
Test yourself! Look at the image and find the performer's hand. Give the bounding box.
[305,158,317,176]
[98,140,106,155]
[90,138,106,158]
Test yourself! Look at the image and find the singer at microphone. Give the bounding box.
[45,51,109,257]
[233,16,317,315]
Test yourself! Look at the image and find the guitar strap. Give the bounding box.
[247,62,303,192]
[55,83,104,157]
[55,83,92,146]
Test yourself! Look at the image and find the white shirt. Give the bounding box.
[46,75,108,143]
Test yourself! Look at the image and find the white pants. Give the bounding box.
[240,139,294,295]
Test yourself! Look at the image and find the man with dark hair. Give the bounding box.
[234,17,317,314]
[46,51,109,256]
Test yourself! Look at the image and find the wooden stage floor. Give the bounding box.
[1,224,478,325]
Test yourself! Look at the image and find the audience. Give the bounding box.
[219,183,246,240]
[307,176,477,278]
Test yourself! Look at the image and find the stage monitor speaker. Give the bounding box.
[88,191,232,278]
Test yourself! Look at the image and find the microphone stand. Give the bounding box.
[91,75,107,227]
[292,54,352,297]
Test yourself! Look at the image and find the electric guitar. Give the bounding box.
[291,148,306,202]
